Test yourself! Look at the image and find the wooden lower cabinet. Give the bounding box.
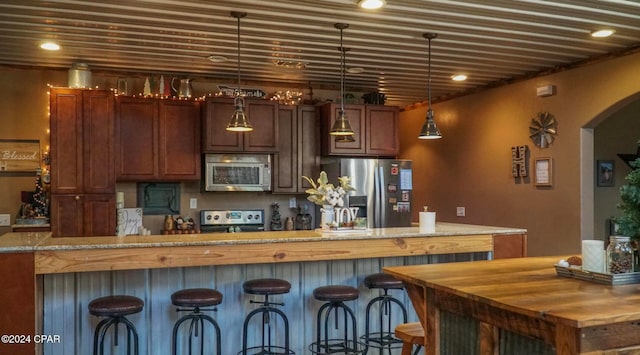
[51,194,116,237]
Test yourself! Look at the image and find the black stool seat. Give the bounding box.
[171,288,223,308]
[243,278,291,295]
[364,273,404,290]
[313,285,359,302]
[88,295,144,317]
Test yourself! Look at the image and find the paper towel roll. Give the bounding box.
[581,240,604,273]
[419,212,436,233]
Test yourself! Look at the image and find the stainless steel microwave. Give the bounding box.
[204,154,272,192]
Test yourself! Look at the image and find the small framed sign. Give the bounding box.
[597,160,615,187]
[0,139,41,172]
[534,157,553,187]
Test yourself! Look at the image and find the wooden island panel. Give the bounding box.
[35,234,493,274]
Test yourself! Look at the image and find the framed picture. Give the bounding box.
[0,139,41,172]
[534,157,552,186]
[597,160,615,187]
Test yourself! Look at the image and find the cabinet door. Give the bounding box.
[51,194,115,237]
[274,106,297,193]
[83,194,116,236]
[244,99,279,152]
[202,97,242,152]
[158,100,201,180]
[50,194,82,237]
[83,90,115,193]
[115,97,158,180]
[298,105,319,192]
[50,88,83,194]
[320,103,365,155]
[366,105,399,156]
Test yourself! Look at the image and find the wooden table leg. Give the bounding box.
[555,323,580,355]
[479,321,498,355]
[425,288,439,355]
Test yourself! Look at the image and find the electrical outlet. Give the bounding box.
[289,197,297,208]
[0,214,10,226]
[189,198,197,209]
[456,207,465,217]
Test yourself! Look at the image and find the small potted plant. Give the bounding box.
[302,171,355,229]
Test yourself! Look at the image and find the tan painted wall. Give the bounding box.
[399,51,640,256]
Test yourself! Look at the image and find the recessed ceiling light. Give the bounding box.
[347,67,365,74]
[207,55,227,63]
[40,42,60,51]
[591,29,615,38]
[451,74,467,81]
[358,0,386,9]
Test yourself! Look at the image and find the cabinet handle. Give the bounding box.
[75,196,80,200]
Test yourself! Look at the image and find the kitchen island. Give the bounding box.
[0,223,525,355]
[384,256,640,355]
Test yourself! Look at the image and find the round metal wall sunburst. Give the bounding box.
[529,111,557,148]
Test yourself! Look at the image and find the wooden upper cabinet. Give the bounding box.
[366,105,399,156]
[115,97,158,180]
[273,105,319,193]
[203,97,278,153]
[50,88,115,194]
[319,103,365,156]
[116,97,201,181]
[319,102,398,157]
[158,100,201,180]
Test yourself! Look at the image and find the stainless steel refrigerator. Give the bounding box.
[322,158,413,228]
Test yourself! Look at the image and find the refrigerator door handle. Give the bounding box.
[376,166,385,228]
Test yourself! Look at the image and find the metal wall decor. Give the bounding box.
[529,112,557,148]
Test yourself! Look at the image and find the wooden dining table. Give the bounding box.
[384,256,640,355]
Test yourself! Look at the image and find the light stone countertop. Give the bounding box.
[0,222,526,253]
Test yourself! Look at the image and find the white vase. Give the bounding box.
[320,205,334,229]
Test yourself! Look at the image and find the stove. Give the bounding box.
[200,209,265,233]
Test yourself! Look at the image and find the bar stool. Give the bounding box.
[309,285,366,354]
[88,295,144,355]
[394,322,424,355]
[361,273,408,354]
[240,278,294,355]
[171,288,223,355]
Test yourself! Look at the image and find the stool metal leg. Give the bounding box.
[312,301,362,354]
[362,291,408,355]
[93,316,139,355]
[172,311,221,355]
[241,306,291,354]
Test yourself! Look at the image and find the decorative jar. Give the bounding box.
[606,235,634,274]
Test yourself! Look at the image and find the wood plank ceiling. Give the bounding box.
[0,0,638,107]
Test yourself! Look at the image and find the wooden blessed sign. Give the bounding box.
[0,139,41,172]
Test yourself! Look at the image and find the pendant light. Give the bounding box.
[418,33,442,140]
[330,23,355,137]
[226,11,252,132]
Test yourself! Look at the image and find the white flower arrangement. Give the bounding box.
[302,171,355,208]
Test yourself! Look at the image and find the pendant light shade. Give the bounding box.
[226,11,253,132]
[418,33,442,140]
[330,23,355,137]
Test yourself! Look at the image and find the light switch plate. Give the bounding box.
[190,198,197,209]
[456,207,466,217]
[0,214,10,226]
[289,197,297,208]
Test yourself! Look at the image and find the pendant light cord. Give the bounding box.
[237,15,241,96]
[428,36,432,111]
[340,27,345,113]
